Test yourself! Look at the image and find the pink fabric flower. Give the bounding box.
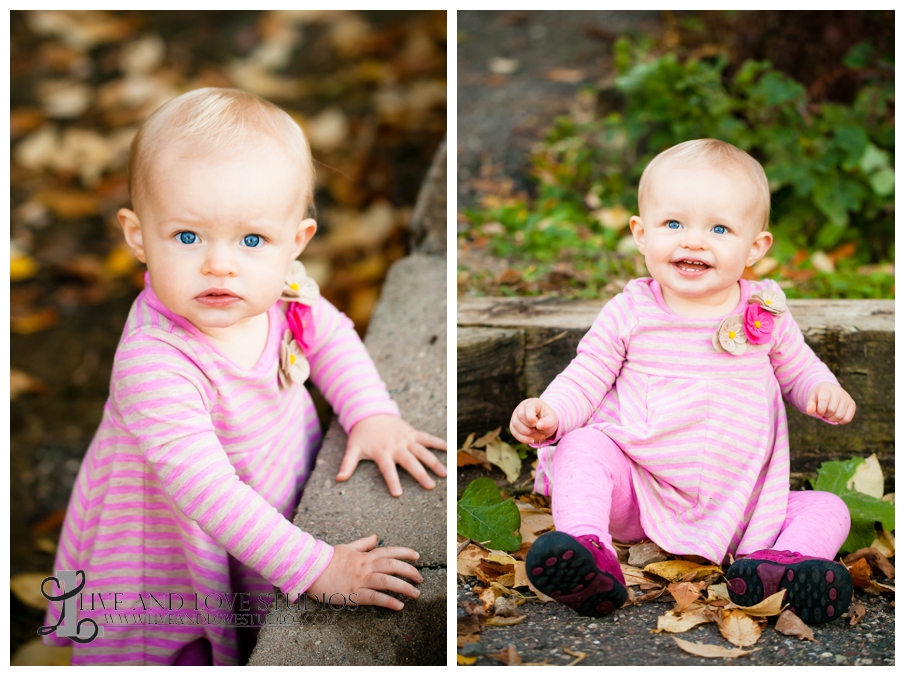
[287,302,315,353]
[743,303,775,345]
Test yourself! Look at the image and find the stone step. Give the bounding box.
[458,296,894,490]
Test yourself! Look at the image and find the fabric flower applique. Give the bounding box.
[712,314,748,355]
[279,329,310,388]
[281,259,319,304]
[287,302,314,353]
[743,303,775,344]
[748,288,787,314]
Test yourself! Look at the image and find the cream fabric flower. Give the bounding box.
[748,289,787,314]
[279,329,310,388]
[281,260,320,304]
[713,314,748,355]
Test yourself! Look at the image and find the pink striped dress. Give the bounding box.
[534,277,838,563]
[42,275,399,665]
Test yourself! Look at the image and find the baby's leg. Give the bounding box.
[772,490,851,559]
[551,427,646,553]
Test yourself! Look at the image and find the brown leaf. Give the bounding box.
[848,603,866,626]
[634,587,669,604]
[457,543,489,577]
[672,636,756,659]
[457,633,480,647]
[654,605,716,633]
[668,581,706,613]
[484,615,526,627]
[461,600,489,619]
[490,645,522,666]
[563,647,588,666]
[10,369,46,400]
[644,560,724,583]
[478,585,502,611]
[517,502,554,545]
[621,564,649,588]
[628,541,668,567]
[10,307,58,335]
[848,557,872,587]
[716,608,762,647]
[526,577,554,603]
[843,548,895,580]
[545,67,585,83]
[513,561,529,588]
[11,573,51,611]
[471,427,502,448]
[475,559,515,588]
[775,609,818,642]
[457,451,484,467]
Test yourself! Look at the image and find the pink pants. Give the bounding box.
[551,428,850,561]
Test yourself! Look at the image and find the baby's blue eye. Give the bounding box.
[178,232,197,244]
[666,220,681,229]
[243,234,262,247]
[712,225,728,235]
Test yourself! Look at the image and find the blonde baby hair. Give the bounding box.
[128,87,315,215]
[637,139,771,231]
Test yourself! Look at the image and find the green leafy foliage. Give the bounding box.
[811,457,895,553]
[461,39,894,300]
[456,477,522,551]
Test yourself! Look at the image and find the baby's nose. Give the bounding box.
[202,244,237,276]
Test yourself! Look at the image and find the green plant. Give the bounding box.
[461,39,894,300]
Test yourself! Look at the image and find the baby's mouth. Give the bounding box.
[673,259,711,273]
[196,289,240,306]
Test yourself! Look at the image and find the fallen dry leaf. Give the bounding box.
[457,451,484,467]
[513,561,529,588]
[871,529,895,559]
[628,541,668,568]
[486,438,522,483]
[716,608,762,647]
[457,633,480,647]
[865,579,895,595]
[621,564,649,588]
[457,653,477,665]
[478,585,503,611]
[484,615,526,627]
[11,573,51,611]
[843,548,895,580]
[728,590,786,617]
[490,645,522,666]
[672,636,756,659]
[847,453,884,498]
[545,67,585,83]
[10,638,71,667]
[526,577,554,603]
[634,587,669,604]
[654,605,716,633]
[775,609,817,642]
[493,596,521,618]
[644,560,724,583]
[457,543,490,577]
[848,557,872,587]
[848,603,866,626]
[517,502,554,545]
[457,614,482,636]
[668,581,706,613]
[475,559,515,588]
[563,647,587,666]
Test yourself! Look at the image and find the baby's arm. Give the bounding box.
[769,295,856,425]
[511,292,634,445]
[305,297,446,496]
[115,336,418,608]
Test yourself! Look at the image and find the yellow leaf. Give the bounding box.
[847,453,884,499]
[513,561,529,588]
[871,529,895,558]
[728,589,786,616]
[457,654,477,665]
[485,438,521,483]
[11,573,51,610]
[716,608,762,647]
[104,244,140,278]
[644,560,724,583]
[486,554,517,566]
[11,638,71,666]
[11,252,39,282]
[668,581,706,612]
[517,502,554,545]
[705,582,732,603]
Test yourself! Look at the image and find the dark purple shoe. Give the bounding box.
[525,532,627,617]
[726,549,852,624]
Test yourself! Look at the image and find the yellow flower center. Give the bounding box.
[765,299,772,305]
[289,354,296,365]
[754,321,761,329]
[728,330,736,340]
[290,282,299,291]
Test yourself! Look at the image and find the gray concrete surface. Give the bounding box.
[249,142,448,666]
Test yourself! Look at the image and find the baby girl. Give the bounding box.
[41,88,446,665]
[511,139,855,624]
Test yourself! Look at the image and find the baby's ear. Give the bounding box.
[118,208,146,263]
[746,230,773,267]
[292,218,317,258]
[629,216,646,254]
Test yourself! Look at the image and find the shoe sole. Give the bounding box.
[525,531,627,618]
[726,557,852,624]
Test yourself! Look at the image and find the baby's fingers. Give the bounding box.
[397,452,435,491]
[376,546,420,563]
[410,442,447,478]
[375,454,403,497]
[336,445,362,482]
[374,556,423,584]
[415,431,447,452]
[365,572,420,601]
[354,589,406,611]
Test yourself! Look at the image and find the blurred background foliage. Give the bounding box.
[8,10,445,663]
[459,10,894,300]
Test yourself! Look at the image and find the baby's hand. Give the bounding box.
[806,383,856,425]
[337,414,447,497]
[306,534,421,611]
[510,398,559,444]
